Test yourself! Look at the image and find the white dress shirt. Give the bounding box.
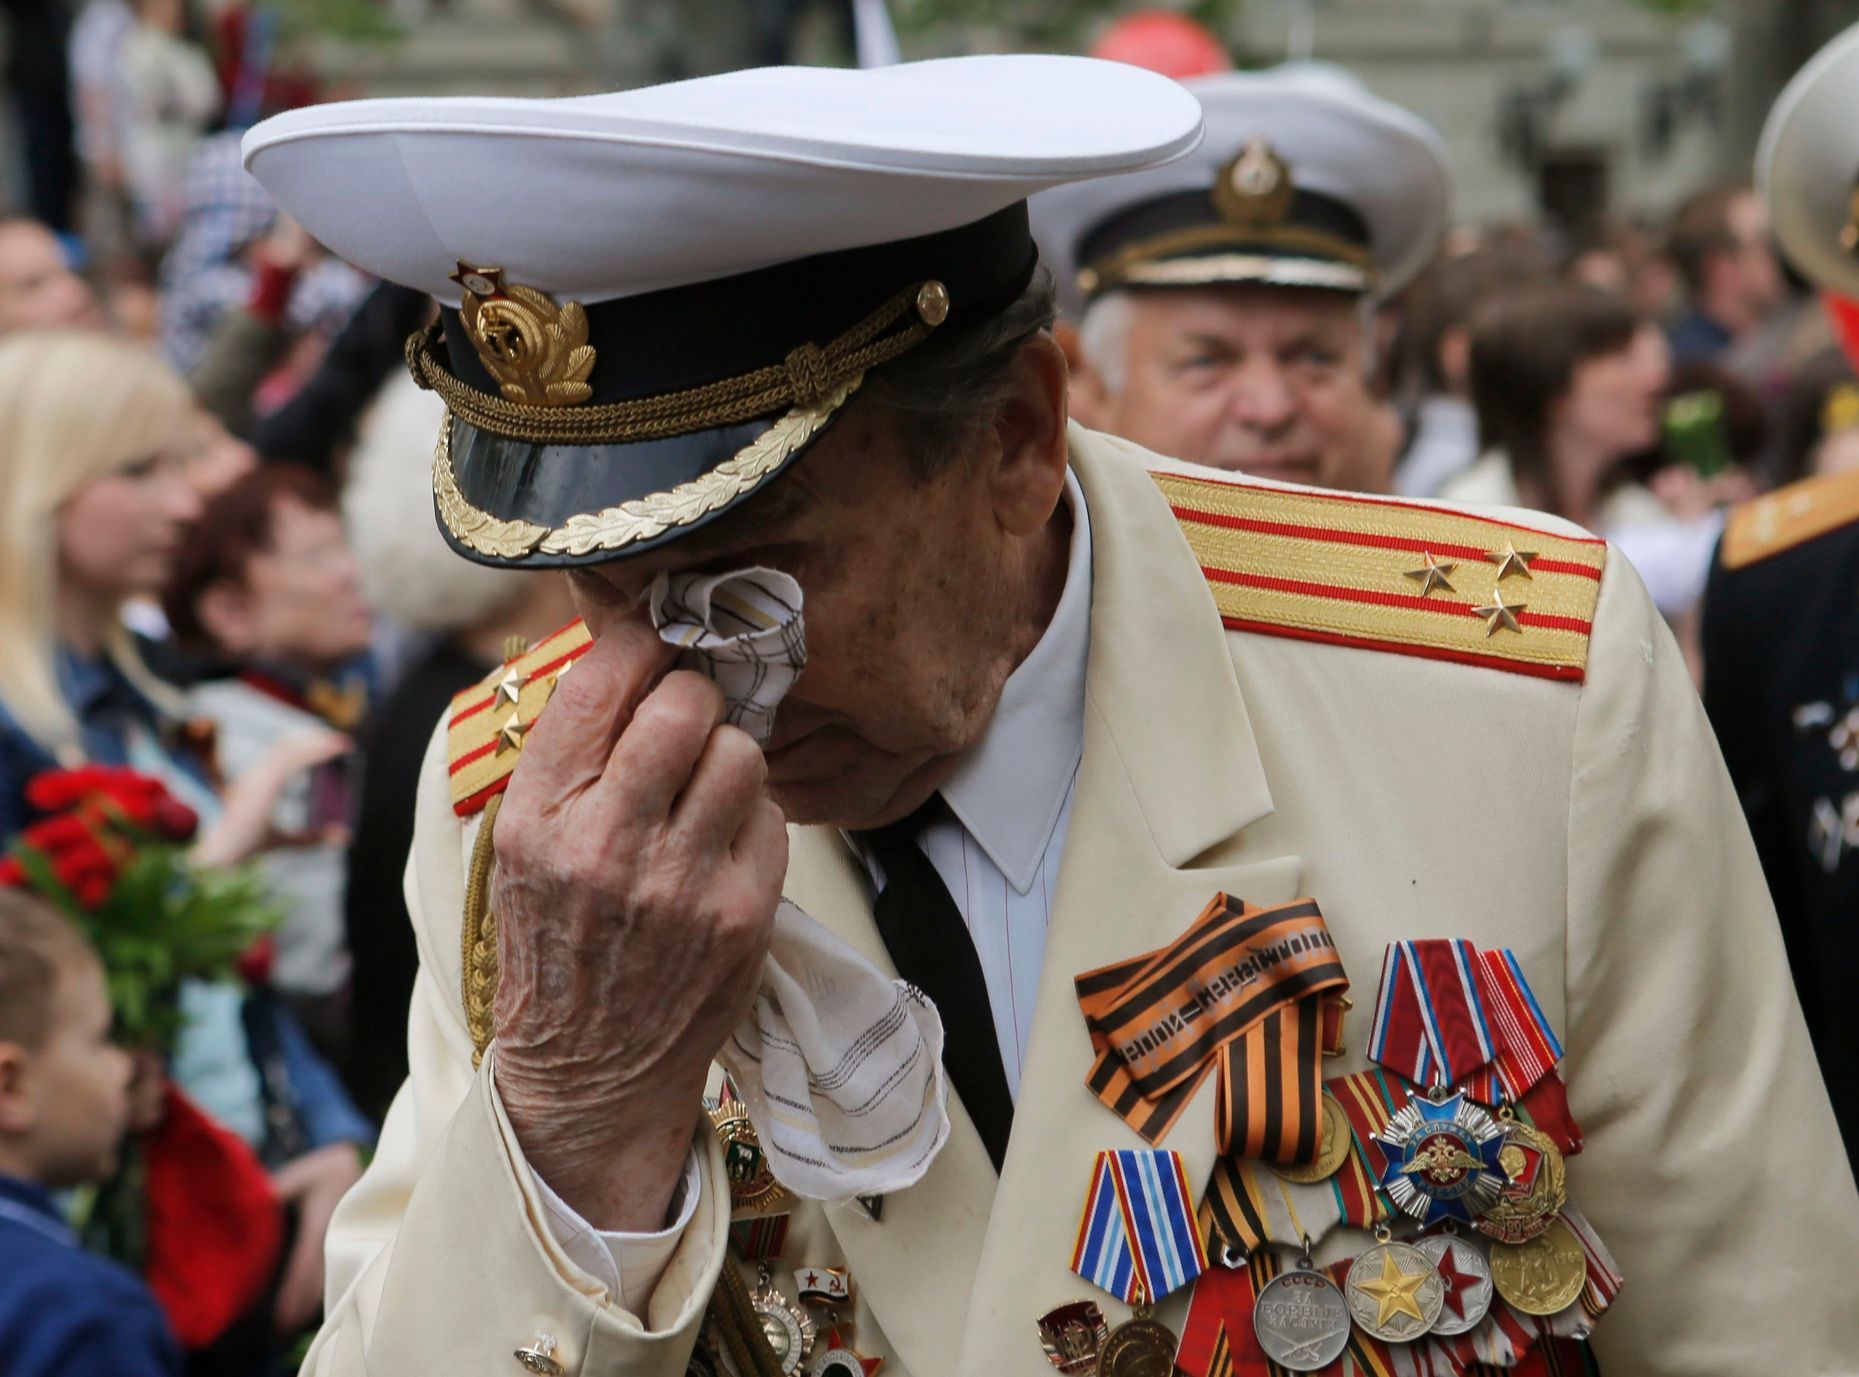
[520,469,1095,1309]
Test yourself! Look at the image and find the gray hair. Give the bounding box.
[860,265,1059,478]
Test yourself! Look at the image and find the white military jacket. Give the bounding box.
[304,426,1859,1376]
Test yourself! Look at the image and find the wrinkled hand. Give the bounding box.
[491,611,788,1231]
[271,1142,363,1336]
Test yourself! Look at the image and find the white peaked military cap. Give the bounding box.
[1031,64,1451,314]
[1758,21,1859,300]
[241,57,1201,570]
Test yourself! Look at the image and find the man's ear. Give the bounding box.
[194,580,257,657]
[0,1043,36,1134]
[1057,320,1112,430]
[989,332,1071,538]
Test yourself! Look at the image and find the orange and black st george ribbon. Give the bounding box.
[1075,894,1349,1165]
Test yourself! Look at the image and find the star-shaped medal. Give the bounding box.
[1404,553,1458,597]
[1355,1248,1429,1327]
[1373,1093,1508,1226]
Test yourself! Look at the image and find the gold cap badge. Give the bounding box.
[449,261,595,408]
[1213,139,1297,228]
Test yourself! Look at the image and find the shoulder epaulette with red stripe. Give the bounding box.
[1720,467,1859,571]
[1153,470,1607,684]
[447,618,594,817]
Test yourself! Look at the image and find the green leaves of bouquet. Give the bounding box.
[0,767,282,1053]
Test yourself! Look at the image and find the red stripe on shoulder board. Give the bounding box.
[1159,470,1607,547]
[453,775,511,818]
[448,629,595,730]
[1220,617,1587,684]
[1170,505,1603,581]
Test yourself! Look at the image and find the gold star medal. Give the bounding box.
[1404,553,1457,598]
[1344,1229,1445,1342]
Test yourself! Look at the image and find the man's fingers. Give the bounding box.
[509,615,675,806]
[598,670,728,826]
[670,724,767,853]
[732,795,789,876]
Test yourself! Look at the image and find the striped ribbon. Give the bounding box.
[1070,1149,1208,1305]
[1368,942,1563,1105]
[1197,1136,1388,1257]
[1076,894,1349,1161]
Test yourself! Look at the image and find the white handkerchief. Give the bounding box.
[718,900,949,1200]
[648,566,806,745]
[649,566,950,1200]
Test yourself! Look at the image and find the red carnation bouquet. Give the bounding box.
[0,765,279,1050]
[2,766,288,1350]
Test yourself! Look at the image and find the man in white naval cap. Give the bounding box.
[244,54,1857,1377]
[1704,19,1859,1193]
[1032,66,1446,494]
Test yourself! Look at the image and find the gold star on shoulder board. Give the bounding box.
[496,712,533,755]
[495,666,528,707]
[1404,553,1458,597]
[1489,543,1538,581]
[1473,591,1525,637]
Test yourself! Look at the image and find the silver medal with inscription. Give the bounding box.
[1253,1252,1352,1372]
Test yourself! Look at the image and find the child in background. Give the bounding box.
[0,889,180,1377]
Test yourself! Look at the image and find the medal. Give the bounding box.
[749,1265,816,1374]
[1270,1092,1353,1184]
[1344,1231,1445,1343]
[809,1329,882,1377]
[1096,1306,1179,1377]
[1474,1117,1567,1245]
[712,1084,794,1216]
[794,1266,852,1307]
[1374,1091,1507,1226]
[1488,1218,1588,1317]
[1414,1231,1493,1336]
[1036,1301,1109,1374]
[1251,1249,1351,1371]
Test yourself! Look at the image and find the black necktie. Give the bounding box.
[853,797,1015,1171]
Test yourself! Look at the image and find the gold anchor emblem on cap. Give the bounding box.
[1213,138,1296,227]
[450,261,596,408]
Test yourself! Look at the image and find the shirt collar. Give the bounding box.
[939,469,1092,894]
[0,1176,69,1237]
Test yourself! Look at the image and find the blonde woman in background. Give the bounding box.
[0,329,373,1349]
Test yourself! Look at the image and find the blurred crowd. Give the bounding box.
[0,2,1857,1373]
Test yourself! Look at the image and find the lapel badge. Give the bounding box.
[794,1265,851,1306]
[1373,1090,1507,1226]
[710,1082,795,1216]
[1037,1301,1109,1374]
[449,260,595,407]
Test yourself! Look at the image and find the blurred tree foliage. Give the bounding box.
[258,0,403,46]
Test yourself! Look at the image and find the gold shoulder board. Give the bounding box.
[448,618,595,817]
[1721,468,1859,572]
[1153,470,1607,685]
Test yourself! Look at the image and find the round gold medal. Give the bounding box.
[1271,1093,1353,1185]
[1096,1309,1179,1377]
[1488,1218,1587,1316]
[1474,1120,1567,1246]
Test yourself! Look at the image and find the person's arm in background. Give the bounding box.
[250,282,432,475]
[188,222,316,437]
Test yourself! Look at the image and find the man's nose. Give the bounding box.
[1228,361,1300,435]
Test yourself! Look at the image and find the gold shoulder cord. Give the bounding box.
[461,791,502,1067]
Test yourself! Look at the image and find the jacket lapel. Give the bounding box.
[953,430,1304,1370]
[784,427,1302,1374]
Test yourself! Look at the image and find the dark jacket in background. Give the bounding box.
[343,638,493,1120]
